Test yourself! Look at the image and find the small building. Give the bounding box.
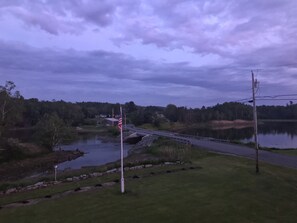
[104,118,119,126]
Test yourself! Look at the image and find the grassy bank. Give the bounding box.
[0,139,296,222]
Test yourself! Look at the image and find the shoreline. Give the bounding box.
[208,119,254,128]
[0,150,84,181]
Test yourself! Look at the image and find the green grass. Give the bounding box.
[0,140,297,223]
[230,140,297,156]
[267,149,297,156]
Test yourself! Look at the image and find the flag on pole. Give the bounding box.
[118,117,122,130]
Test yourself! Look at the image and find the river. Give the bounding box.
[57,134,131,170]
[7,130,131,170]
[180,121,297,149]
[8,120,297,171]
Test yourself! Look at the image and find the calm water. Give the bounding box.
[181,121,297,149]
[7,130,130,170]
[57,134,130,170]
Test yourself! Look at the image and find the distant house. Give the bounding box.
[104,118,119,126]
[95,114,111,125]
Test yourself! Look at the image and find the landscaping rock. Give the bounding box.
[34,182,44,187]
[66,177,73,182]
[164,162,175,165]
[80,186,92,192]
[90,172,102,177]
[144,164,153,168]
[130,165,143,170]
[80,174,88,179]
[106,168,117,174]
[6,188,17,194]
[102,182,116,187]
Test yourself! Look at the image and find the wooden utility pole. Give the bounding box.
[252,71,259,173]
[119,106,125,193]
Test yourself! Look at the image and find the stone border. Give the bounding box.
[0,161,184,196]
[0,164,201,209]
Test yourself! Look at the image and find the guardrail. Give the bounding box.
[125,126,231,144]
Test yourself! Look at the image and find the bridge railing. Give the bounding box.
[125,126,231,144]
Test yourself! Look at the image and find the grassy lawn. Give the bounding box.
[267,149,297,156]
[0,139,297,223]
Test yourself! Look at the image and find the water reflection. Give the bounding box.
[180,121,297,149]
[8,121,297,151]
[259,122,297,137]
[180,127,254,141]
[57,134,130,170]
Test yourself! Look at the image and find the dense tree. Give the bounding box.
[257,104,297,120]
[164,104,178,122]
[35,113,72,151]
[1,79,296,130]
[124,101,137,113]
[0,81,24,136]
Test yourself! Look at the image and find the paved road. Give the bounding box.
[126,126,297,170]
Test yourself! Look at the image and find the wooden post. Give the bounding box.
[252,71,259,173]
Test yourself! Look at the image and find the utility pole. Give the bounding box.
[112,108,114,126]
[119,106,125,193]
[251,71,259,173]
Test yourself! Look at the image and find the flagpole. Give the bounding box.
[120,106,125,193]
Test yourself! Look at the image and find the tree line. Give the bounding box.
[1,81,297,151]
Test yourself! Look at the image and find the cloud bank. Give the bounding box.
[0,0,296,107]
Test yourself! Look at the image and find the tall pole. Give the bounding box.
[125,112,127,128]
[112,108,114,126]
[252,71,259,173]
[120,106,125,193]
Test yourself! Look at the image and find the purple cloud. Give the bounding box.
[0,1,296,107]
[0,41,296,107]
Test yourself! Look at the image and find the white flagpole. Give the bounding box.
[120,106,125,193]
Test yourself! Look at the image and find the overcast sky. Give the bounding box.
[0,0,296,107]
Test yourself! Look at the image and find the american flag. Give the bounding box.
[118,117,122,130]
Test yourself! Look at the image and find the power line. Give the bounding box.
[256,94,297,99]
[229,94,297,104]
[257,98,297,101]
[233,97,252,103]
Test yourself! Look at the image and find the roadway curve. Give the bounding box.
[126,126,297,170]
